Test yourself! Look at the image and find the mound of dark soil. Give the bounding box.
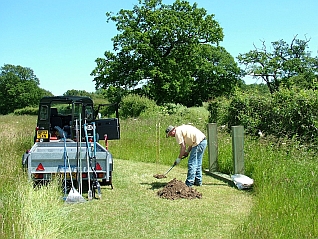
[157,178,202,200]
[153,174,167,179]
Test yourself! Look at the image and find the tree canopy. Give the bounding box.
[0,64,52,114]
[63,89,95,98]
[91,0,241,106]
[238,36,318,94]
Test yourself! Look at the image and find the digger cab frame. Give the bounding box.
[34,96,120,143]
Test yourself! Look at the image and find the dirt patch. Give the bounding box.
[157,178,202,200]
[153,174,167,179]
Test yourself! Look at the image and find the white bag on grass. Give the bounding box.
[231,174,254,190]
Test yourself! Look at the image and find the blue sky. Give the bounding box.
[1,0,317,96]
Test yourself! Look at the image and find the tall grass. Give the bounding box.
[0,115,34,238]
[234,139,318,238]
[20,180,71,239]
[0,115,71,239]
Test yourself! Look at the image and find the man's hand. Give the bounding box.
[174,158,181,165]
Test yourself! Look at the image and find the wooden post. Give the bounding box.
[207,123,218,172]
[232,126,244,174]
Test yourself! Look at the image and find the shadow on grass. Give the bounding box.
[203,171,255,192]
[201,182,233,186]
[141,180,231,190]
[140,181,167,190]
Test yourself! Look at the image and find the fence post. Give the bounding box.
[207,123,218,172]
[232,125,244,174]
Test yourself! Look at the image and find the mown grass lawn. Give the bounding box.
[64,159,253,239]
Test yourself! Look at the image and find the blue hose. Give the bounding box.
[54,126,67,199]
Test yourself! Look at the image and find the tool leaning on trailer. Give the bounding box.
[22,96,120,201]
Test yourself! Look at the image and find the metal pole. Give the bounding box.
[232,126,244,174]
[207,123,218,172]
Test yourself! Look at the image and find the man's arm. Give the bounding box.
[178,142,187,159]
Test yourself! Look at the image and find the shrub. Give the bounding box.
[208,96,231,126]
[161,103,187,115]
[119,94,159,118]
[227,91,272,135]
[179,107,209,123]
[14,106,38,115]
[269,88,318,141]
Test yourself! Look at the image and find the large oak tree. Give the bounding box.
[91,0,241,106]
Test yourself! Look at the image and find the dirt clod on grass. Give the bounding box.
[153,174,167,179]
[157,178,202,200]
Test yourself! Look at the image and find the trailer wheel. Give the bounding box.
[101,178,113,189]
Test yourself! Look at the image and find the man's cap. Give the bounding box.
[165,125,174,137]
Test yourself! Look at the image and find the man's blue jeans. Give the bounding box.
[185,139,207,186]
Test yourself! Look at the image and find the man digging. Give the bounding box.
[165,124,207,187]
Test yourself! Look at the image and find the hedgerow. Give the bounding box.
[209,88,318,144]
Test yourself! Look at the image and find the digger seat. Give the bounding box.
[50,108,63,130]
